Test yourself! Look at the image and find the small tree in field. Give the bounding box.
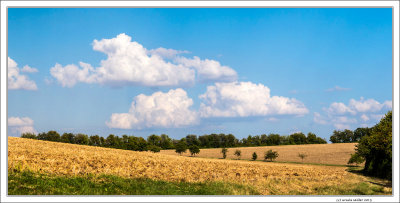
[264,150,279,162]
[298,153,307,162]
[175,141,187,155]
[234,149,241,160]
[189,145,200,157]
[252,152,258,161]
[221,148,228,159]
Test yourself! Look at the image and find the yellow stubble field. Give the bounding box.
[160,143,358,165]
[8,137,380,195]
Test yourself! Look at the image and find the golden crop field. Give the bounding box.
[8,137,389,195]
[160,143,358,165]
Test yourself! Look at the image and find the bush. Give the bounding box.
[21,132,36,139]
[189,145,200,157]
[298,153,307,162]
[234,149,241,160]
[348,153,364,166]
[221,148,228,159]
[264,150,279,162]
[75,134,89,145]
[252,152,257,161]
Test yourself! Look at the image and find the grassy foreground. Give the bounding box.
[8,169,259,195]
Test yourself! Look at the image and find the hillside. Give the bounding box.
[160,143,358,165]
[8,137,391,195]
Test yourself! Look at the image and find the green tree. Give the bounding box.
[21,132,36,139]
[175,140,187,155]
[353,127,371,142]
[147,134,162,147]
[189,145,200,157]
[221,148,228,159]
[252,152,258,161]
[347,153,365,166]
[61,133,75,144]
[89,135,101,146]
[306,132,317,144]
[160,134,173,149]
[75,133,89,145]
[234,149,241,160]
[355,111,392,180]
[264,150,279,162]
[148,145,162,153]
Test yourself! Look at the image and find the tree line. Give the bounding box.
[329,127,372,143]
[20,131,327,152]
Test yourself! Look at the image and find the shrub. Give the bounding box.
[348,153,364,166]
[234,149,241,160]
[298,153,307,162]
[264,150,279,162]
[252,152,258,161]
[221,148,228,159]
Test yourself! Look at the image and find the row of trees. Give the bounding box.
[21,131,327,153]
[351,111,392,180]
[330,127,371,143]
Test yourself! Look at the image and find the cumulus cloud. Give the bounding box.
[21,65,38,73]
[8,117,37,135]
[106,88,199,129]
[8,57,38,90]
[148,47,190,59]
[51,33,236,88]
[199,81,308,118]
[314,97,392,130]
[175,56,238,82]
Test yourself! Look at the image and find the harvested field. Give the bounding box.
[160,143,358,165]
[8,137,389,195]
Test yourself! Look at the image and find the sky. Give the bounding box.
[7,8,393,141]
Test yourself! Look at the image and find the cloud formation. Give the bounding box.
[51,33,237,88]
[325,85,351,92]
[8,117,37,135]
[8,57,38,90]
[106,88,199,129]
[199,81,309,118]
[315,97,392,129]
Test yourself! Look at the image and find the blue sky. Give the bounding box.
[7,8,392,141]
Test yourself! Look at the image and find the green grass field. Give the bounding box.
[8,169,260,195]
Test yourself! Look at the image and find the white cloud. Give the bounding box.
[51,33,237,88]
[360,114,369,122]
[199,81,308,118]
[325,85,351,92]
[325,102,356,115]
[148,47,189,59]
[21,65,38,73]
[348,97,384,113]
[175,56,238,82]
[313,112,328,125]
[333,123,350,130]
[8,57,38,90]
[106,88,199,129]
[314,97,392,130]
[8,117,37,135]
